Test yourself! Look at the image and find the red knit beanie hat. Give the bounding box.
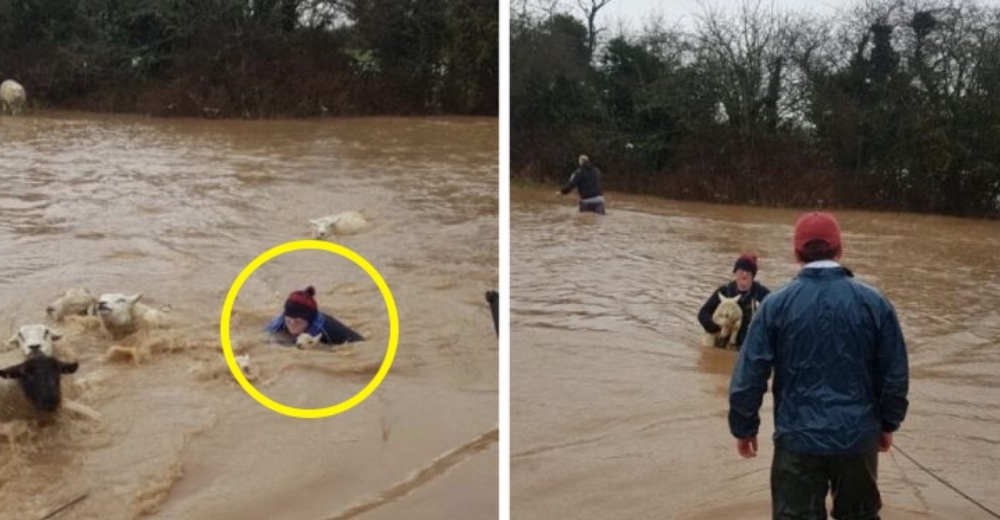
[284,286,318,323]
[733,254,758,277]
[794,212,842,257]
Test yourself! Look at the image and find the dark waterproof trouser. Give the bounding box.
[771,447,881,520]
[579,200,606,215]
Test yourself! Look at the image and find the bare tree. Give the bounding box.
[695,0,791,135]
[575,0,613,59]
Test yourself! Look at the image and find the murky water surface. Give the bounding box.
[512,186,1000,519]
[0,112,498,519]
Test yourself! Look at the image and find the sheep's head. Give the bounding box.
[310,218,333,239]
[712,293,743,333]
[96,293,142,325]
[46,288,96,321]
[0,354,78,413]
[7,324,62,357]
[296,332,322,350]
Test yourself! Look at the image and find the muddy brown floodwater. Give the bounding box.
[512,185,1000,519]
[0,112,498,519]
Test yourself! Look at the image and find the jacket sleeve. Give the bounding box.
[729,299,774,439]
[321,315,365,345]
[264,314,285,333]
[698,288,722,333]
[559,171,580,194]
[875,299,909,432]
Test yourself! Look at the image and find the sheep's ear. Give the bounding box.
[309,219,321,226]
[0,364,23,379]
[310,333,322,341]
[58,361,79,374]
[127,293,143,304]
[6,333,17,346]
[717,292,725,302]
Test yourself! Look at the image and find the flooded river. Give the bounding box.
[511,185,1000,519]
[0,112,498,519]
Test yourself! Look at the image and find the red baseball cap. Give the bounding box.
[794,212,842,254]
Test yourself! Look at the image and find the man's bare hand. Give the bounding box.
[879,432,893,452]
[737,437,758,458]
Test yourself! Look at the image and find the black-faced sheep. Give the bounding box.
[0,353,79,420]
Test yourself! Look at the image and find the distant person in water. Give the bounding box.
[557,154,605,215]
[265,286,364,346]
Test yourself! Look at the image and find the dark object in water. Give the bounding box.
[0,353,79,413]
[485,290,499,337]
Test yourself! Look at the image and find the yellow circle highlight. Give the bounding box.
[220,240,398,419]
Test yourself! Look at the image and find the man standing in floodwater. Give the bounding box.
[557,154,605,215]
[728,212,909,519]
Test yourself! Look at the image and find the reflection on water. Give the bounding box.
[511,185,1000,519]
[0,112,498,519]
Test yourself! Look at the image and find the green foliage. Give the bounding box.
[0,0,497,116]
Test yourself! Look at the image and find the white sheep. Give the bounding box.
[95,293,169,339]
[46,288,97,322]
[703,292,743,349]
[0,79,26,115]
[295,332,322,350]
[6,324,61,357]
[310,211,369,239]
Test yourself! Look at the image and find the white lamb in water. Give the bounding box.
[95,293,169,339]
[310,211,369,239]
[704,292,743,349]
[295,332,322,350]
[0,79,26,115]
[46,288,98,321]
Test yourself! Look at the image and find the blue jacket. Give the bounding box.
[729,263,909,455]
[266,312,365,346]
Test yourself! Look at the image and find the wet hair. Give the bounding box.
[0,354,79,413]
[797,239,840,263]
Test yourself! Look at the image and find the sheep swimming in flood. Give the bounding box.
[0,353,79,420]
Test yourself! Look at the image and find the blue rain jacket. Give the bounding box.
[266,312,364,346]
[729,264,909,455]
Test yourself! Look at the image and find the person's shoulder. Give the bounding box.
[320,311,341,322]
[844,274,892,302]
[760,279,798,304]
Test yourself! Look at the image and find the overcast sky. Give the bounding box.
[596,0,840,31]
[594,0,1000,31]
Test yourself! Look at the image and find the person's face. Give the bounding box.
[735,269,754,290]
[284,316,309,335]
